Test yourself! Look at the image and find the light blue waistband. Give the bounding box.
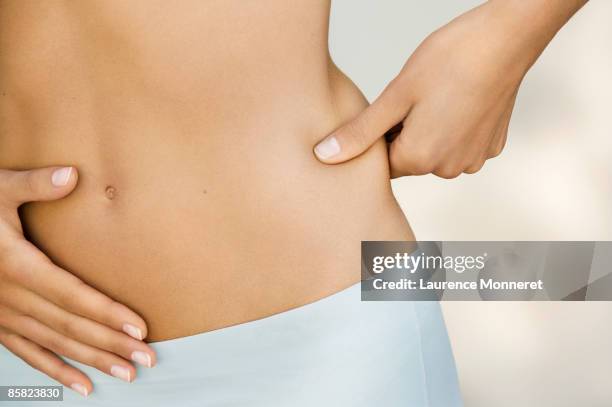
[0,282,462,406]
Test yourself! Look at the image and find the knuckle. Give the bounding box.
[86,294,123,328]
[0,328,10,344]
[55,277,86,309]
[108,299,124,313]
[24,171,40,196]
[407,152,437,175]
[488,145,504,158]
[410,144,438,174]
[58,317,81,339]
[435,165,462,179]
[18,314,39,331]
[410,159,437,176]
[0,310,12,328]
[45,334,67,355]
[0,330,20,347]
[106,334,130,355]
[47,357,71,382]
[18,297,39,321]
[90,352,110,371]
[0,322,13,343]
[105,300,128,326]
[343,119,371,151]
[54,287,77,310]
[391,141,436,176]
[465,159,486,174]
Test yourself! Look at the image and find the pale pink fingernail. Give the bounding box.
[122,323,143,340]
[131,351,152,368]
[314,135,340,159]
[110,365,132,382]
[70,383,89,397]
[51,167,73,187]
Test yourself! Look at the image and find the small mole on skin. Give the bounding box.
[202,189,207,194]
[105,186,116,200]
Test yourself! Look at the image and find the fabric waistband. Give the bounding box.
[0,281,462,407]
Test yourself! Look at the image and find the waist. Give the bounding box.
[0,74,414,340]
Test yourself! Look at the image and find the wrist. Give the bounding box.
[486,0,587,70]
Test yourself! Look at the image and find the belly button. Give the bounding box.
[105,186,117,200]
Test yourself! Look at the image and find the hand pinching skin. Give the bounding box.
[315,0,588,179]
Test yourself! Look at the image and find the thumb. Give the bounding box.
[314,81,409,164]
[0,166,78,208]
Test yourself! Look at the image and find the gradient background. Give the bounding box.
[330,1,612,406]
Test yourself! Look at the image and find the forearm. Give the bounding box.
[487,0,588,70]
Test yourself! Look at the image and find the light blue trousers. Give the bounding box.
[0,282,462,406]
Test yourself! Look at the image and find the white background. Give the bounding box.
[330,1,612,406]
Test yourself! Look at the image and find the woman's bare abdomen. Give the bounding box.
[0,0,414,340]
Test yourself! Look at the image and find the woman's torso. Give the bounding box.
[0,0,414,341]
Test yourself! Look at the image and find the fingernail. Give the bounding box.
[110,365,132,382]
[51,167,73,187]
[131,351,152,368]
[70,383,89,397]
[314,135,340,159]
[122,323,143,340]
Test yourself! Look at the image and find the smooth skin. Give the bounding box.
[314,0,589,178]
[0,0,589,397]
[0,167,157,396]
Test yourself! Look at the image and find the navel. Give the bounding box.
[105,185,117,200]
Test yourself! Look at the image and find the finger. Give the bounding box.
[462,121,506,174]
[487,90,517,158]
[0,307,136,383]
[462,156,487,175]
[0,167,78,209]
[388,105,440,178]
[0,326,92,397]
[487,112,511,159]
[463,110,510,174]
[2,239,149,340]
[463,93,517,174]
[314,77,412,164]
[462,125,504,174]
[434,126,498,178]
[1,282,156,367]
